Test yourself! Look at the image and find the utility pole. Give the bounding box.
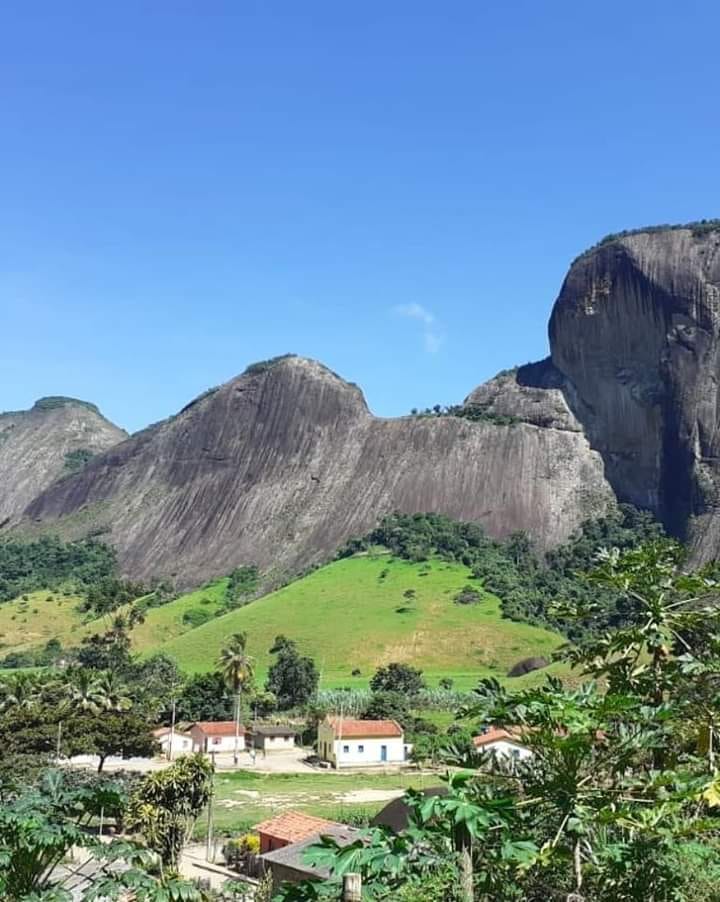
[168,698,177,762]
[453,823,474,902]
[55,721,63,762]
[234,691,241,766]
[205,791,214,862]
[342,874,362,901]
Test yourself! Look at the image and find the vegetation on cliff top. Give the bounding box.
[32,395,102,414]
[574,218,720,264]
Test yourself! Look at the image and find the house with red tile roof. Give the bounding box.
[152,726,194,759]
[317,716,408,768]
[473,726,532,762]
[253,811,342,854]
[189,721,246,754]
[260,821,361,891]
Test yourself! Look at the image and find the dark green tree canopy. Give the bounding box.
[370,662,425,696]
[265,640,319,709]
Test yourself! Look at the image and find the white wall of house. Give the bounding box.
[256,734,296,752]
[156,732,193,757]
[190,728,246,754]
[482,739,533,762]
[317,723,406,767]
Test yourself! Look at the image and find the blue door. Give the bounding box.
[380,745,388,762]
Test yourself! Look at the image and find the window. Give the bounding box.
[343,745,350,754]
[212,737,222,745]
[358,744,364,753]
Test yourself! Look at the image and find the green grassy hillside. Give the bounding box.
[0,580,229,659]
[157,554,564,688]
[0,590,86,652]
[0,556,566,688]
[129,579,228,651]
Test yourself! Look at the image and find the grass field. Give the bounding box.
[0,580,230,658]
[203,769,427,837]
[0,590,87,652]
[0,555,566,690]
[128,579,229,652]
[157,555,564,687]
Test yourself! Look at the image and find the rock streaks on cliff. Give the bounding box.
[10,223,720,582]
[0,398,126,524]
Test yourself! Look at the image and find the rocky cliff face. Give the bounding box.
[12,223,720,584]
[549,226,720,559]
[16,357,612,586]
[0,397,126,524]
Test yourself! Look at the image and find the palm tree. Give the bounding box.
[0,673,41,713]
[65,669,109,714]
[96,671,132,712]
[218,632,255,765]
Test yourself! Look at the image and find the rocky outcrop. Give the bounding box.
[12,222,720,583]
[15,357,612,586]
[549,226,720,558]
[0,397,126,524]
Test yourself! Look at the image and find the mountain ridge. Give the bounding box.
[0,397,127,525]
[8,222,720,585]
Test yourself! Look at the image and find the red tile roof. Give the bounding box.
[326,717,403,738]
[152,727,192,738]
[473,727,525,749]
[254,811,340,844]
[192,721,246,736]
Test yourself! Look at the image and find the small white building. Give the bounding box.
[250,724,297,754]
[152,727,194,758]
[189,721,246,754]
[473,727,533,763]
[317,717,407,768]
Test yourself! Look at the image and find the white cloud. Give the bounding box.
[393,303,443,353]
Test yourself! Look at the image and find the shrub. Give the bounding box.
[182,607,212,627]
[454,585,482,605]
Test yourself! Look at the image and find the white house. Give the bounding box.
[317,717,407,768]
[152,727,194,758]
[189,721,246,754]
[473,727,533,763]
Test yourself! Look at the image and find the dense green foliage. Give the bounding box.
[408,402,519,426]
[281,543,720,901]
[126,754,213,868]
[340,506,664,640]
[224,565,259,609]
[475,505,666,640]
[265,636,319,709]
[370,662,425,696]
[0,537,118,603]
[174,671,234,722]
[0,768,215,900]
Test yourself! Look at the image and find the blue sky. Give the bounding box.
[1,1,719,433]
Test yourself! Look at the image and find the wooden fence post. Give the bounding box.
[342,872,362,901]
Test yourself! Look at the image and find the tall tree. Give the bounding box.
[266,639,318,709]
[0,673,42,714]
[218,632,255,765]
[64,669,109,714]
[370,663,425,696]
